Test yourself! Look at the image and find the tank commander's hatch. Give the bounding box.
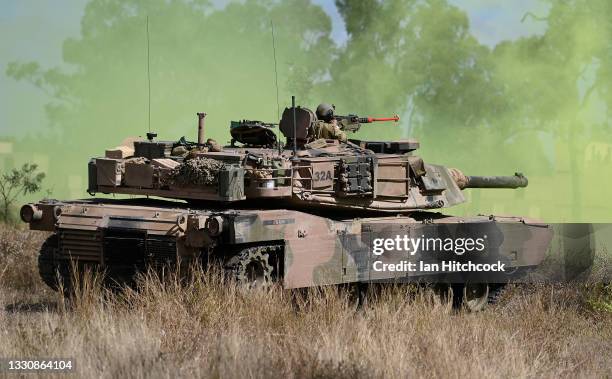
[279,106,317,145]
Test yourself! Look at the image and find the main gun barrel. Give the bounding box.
[465,173,528,189]
[451,170,528,189]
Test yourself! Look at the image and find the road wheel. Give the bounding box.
[487,284,507,305]
[226,246,276,289]
[345,282,369,310]
[462,283,490,312]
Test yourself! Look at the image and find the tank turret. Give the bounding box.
[82,106,531,213]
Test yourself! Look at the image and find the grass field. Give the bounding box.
[0,225,610,378]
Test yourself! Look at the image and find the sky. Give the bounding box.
[0,0,550,138]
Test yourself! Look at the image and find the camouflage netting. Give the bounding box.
[170,157,225,186]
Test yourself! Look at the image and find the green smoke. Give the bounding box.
[4,0,334,200]
[3,0,612,222]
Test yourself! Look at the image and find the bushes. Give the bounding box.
[0,163,45,224]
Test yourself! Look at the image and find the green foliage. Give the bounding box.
[0,164,46,223]
[586,283,612,313]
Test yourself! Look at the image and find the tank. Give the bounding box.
[21,105,557,311]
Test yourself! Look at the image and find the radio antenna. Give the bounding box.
[146,15,151,133]
[270,20,282,155]
[292,95,297,160]
[270,20,280,121]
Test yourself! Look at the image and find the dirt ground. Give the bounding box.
[0,225,610,378]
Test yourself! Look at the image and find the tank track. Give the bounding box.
[443,283,508,311]
[38,235,67,291]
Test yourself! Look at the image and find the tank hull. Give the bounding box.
[25,198,554,290]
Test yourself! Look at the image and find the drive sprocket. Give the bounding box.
[38,234,65,291]
[225,245,279,288]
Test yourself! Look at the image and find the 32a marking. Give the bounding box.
[313,170,332,182]
[311,163,334,188]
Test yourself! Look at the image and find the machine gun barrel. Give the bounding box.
[335,114,399,132]
[464,173,528,189]
[361,115,400,123]
[335,114,400,123]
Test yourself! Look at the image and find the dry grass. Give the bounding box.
[0,225,49,292]
[0,225,611,378]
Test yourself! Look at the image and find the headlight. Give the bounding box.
[20,204,43,223]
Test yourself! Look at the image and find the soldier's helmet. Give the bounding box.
[316,103,335,122]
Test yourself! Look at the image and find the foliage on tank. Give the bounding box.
[170,157,226,187]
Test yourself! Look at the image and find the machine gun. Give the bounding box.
[175,136,206,148]
[335,114,400,132]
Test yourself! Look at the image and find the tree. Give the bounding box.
[0,164,45,223]
[328,0,505,166]
[330,0,612,221]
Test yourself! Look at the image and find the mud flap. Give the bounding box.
[548,224,597,281]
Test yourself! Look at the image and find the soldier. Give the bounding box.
[310,103,347,143]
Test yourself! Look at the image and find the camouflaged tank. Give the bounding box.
[21,106,570,311]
